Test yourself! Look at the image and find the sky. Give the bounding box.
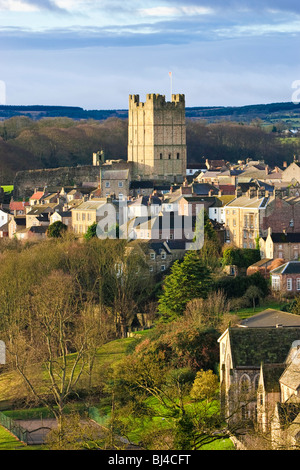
[0,0,299,109]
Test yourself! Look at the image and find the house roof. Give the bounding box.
[9,201,29,211]
[130,181,154,189]
[228,327,300,368]
[102,169,129,180]
[71,200,107,211]
[269,233,300,244]
[226,195,269,209]
[239,309,300,328]
[271,261,300,275]
[30,191,44,200]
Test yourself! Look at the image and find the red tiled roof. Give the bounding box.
[9,201,29,210]
[30,192,44,200]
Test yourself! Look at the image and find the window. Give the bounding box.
[272,276,280,291]
[287,278,293,291]
[168,154,171,160]
[149,266,154,272]
[297,279,300,291]
[160,153,163,160]
[150,253,155,260]
[177,153,180,159]
[118,181,123,188]
[161,251,166,260]
[105,181,110,188]
[161,265,166,271]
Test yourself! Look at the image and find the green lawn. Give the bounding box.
[0,425,26,450]
[231,300,285,320]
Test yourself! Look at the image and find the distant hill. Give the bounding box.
[0,101,300,125]
[0,102,300,184]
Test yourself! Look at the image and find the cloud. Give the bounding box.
[0,0,67,12]
[139,5,213,17]
[163,0,300,14]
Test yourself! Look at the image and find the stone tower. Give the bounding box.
[127,93,187,183]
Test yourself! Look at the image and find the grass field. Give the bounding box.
[0,425,25,450]
[1,185,13,193]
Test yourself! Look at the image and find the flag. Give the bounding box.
[169,71,172,77]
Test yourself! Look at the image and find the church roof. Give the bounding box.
[228,327,300,368]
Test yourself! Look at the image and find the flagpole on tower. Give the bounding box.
[169,71,172,100]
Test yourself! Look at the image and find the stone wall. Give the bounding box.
[13,165,101,199]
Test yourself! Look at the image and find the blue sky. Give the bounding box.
[0,0,299,109]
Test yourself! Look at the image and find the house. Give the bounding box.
[50,210,72,227]
[282,160,300,183]
[16,225,48,241]
[270,261,300,293]
[129,181,154,198]
[66,188,83,202]
[127,195,162,219]
[29,190,45,206]
[9,200,29,216]
[71,198,119,236]
[127,212,197,245]
[260,228,300,261]
[100,168,130,200]
[127,239,186,274]
[0,208,9,236]
[224,188,270,247]
[25,205,57,229]
[8,216,26,238]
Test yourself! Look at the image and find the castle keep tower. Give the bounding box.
[127,94,187,183]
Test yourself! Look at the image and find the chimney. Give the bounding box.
[235,185,242,198]
[208,189,214,197]
[283,161,287,168]
[265,165,269,175]
[218,190,223,197]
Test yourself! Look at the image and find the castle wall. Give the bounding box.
[13,165,101,199]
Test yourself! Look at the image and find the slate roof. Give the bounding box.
[269,233,300,244]
[271,261,300,275]
[229,327,300,368]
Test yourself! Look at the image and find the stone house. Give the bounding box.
[8,216,26,238]
[224,188,268,248]
[281,160,300,183]
[25,205,58,229]
[29,190,45,206]
[9,200,29,216]
[270,261,300,293]
[50,210,72,228]
[71,198,119,236]
[260,228,300,261]
[128,212,196,245]
[127,239,186,275]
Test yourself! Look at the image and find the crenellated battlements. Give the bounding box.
[129,93,185,109]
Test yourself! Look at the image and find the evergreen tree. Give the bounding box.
[47,221,67,238]
[158,251,212,321]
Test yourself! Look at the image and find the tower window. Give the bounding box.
[160,153,163,160]
[177,153,180,159]
[168,154,171,159]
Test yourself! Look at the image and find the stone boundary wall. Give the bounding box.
[13,165,101,199]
